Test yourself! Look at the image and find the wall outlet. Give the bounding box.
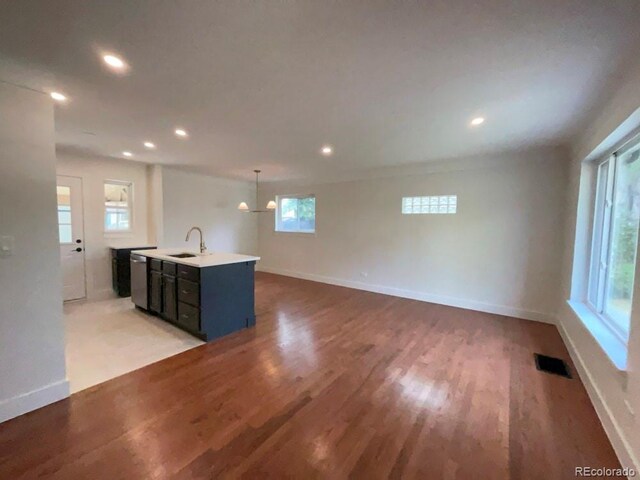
[0,235,14,257]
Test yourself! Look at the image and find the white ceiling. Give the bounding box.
[1,1,639,181]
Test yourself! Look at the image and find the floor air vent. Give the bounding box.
[534,353,572,379]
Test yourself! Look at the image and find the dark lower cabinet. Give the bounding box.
[162,274,178,322]
[143,256,256,342]
[111,246,156,297]
[149,270,163,314]
[177,302,200,332]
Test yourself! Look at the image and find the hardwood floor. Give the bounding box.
[0,272,620,479]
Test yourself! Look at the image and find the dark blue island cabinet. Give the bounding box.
[145,257,256,342]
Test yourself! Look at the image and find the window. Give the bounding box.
[588,137,640,341]
[57,186,72,243]
[402,195,457,214]
[275,194,315,233]
[104,181,132,232]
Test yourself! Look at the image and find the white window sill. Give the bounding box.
[567,300,628,372]
[104,231,134,238]
[273,230,316,237]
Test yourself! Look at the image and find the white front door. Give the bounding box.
[57,175,86,301]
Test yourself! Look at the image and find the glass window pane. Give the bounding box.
[59,224,72,243]
[104,181,132,231]
[604,148,640,336]
[105,183,129,206]
[57,185,73,244]
[57,186,70,207]
[276,195,315,232]
[58,211,71,224]
[298,197,315,231]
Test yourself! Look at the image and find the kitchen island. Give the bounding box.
[132,248,260,342]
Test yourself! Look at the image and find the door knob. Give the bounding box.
[76,239,82,244]
[73,247,83,252]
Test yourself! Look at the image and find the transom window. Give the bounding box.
[402,195,457,215]
[104,181,132,232]
[275,194,316,233]
[588,136,640,341]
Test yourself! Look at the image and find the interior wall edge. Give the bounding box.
[557,317,638,472]
[0,379,69,424]
[257,266,556,324]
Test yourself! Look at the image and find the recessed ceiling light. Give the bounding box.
[143,141,156,149]
[103,54,126,70]
[50,92,67,102]
[470,117,485,126]
[321,145,333,156]
[122,151,133,157]
[175,128,188,137]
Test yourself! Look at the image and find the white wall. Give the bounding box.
[56,154,152,300]
[0,83,69,422]
[258,147,569,322]
[558,58,640,471]
[161,167,257,255]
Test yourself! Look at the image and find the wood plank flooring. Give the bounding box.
[0,272,621,479]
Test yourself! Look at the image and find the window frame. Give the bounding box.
[104,179,134,234]
[586,136,640,343]
[274,194,316,234]
[402,195,457,215]
[56,185,73,244]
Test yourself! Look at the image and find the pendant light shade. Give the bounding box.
[238,170,276,213]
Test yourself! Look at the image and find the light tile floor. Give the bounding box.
[64,297,204,393]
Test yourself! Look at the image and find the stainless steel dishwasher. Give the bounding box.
[130,253,148,309]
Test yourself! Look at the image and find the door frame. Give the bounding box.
[57,174,87,302]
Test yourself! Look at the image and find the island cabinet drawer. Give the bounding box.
[177,278,199,307]
[150,258,162,271]
[162,261,177,276]
[177,264,200,283]
[178,302,200,332]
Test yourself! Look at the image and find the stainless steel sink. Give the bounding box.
[168,253,197,258]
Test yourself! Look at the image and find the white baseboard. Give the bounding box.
[0,379,70,424]
[257,266,555,324]
[557,321,639,473]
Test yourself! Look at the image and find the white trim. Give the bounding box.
[0,379,70,424]
[275,194,316,234]
[566,300,627,370]
[257,266,555,324]
[104,179,134,234]
[557,319,638,473]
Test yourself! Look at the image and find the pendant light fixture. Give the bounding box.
[238,170,276,213]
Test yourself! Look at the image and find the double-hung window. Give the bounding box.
[275,194,316,233]
[104,180,132,232]
[588,136,640,342]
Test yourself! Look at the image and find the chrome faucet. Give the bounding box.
[185,226,207,254]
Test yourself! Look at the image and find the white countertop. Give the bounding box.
[132,248,260,268]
